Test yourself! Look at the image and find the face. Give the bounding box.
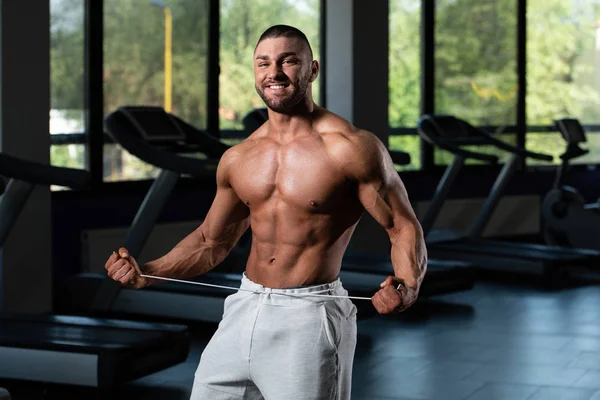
[254,37,318,113]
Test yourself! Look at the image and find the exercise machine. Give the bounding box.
[417,114,600,282]
[541,118,600,250]
[0,153,190,388]
[58,106,247,323]
[61,107,476,325]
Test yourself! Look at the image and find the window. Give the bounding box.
[219,0,321,132]
[389,0,421,129]
[527,129,600,166]
[103,0,209,181]
[389,0,421,170]
[50,0,86,170]
[433,0,518,165]
[527,0,600,165]
[435,0,517,127]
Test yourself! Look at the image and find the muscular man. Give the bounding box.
[105,25,427,400]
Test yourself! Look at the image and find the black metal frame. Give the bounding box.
[207,0,220,138]
[50,0,598,186]
[420,0,435,170]
[84,0,104,187]
[319,0,327,108]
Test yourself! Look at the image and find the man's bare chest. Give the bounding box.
[229,143,352,212]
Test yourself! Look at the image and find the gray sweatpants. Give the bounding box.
[190,273,358,400]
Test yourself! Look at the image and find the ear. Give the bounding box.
[309,60,320,82]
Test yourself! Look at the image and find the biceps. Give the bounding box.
[202,187,250,242]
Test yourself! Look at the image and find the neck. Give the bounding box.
[267,97,317,139]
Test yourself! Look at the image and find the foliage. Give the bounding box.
[49,0,600,177]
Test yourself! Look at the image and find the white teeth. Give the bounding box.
[270,85,285,89]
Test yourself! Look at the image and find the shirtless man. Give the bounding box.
[105,25,427,400]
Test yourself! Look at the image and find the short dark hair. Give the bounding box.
[255,25,313,58]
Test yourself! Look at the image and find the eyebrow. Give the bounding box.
[255,52,299,61]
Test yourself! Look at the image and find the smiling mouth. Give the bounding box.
[265,84,289,91]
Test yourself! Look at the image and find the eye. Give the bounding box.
[258,63,269,68]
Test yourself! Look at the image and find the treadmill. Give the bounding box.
[0,153,190,388]
[63,107,475,325]
[59,106,249,324]
[416,114,600,281]
[68,106,396,322]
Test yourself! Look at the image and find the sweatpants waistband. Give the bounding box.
[240,272,345,297]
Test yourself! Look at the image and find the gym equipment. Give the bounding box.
[0,153,189,388]
[61,107,475,324]
[63,106,382,322]
[59,106,247,323]
[417,114,600,282]
[541,118,600,250]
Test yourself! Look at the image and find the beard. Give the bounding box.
[255,78,309,113]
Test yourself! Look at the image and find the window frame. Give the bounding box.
[51,0,327,188]
[51,0,600,188]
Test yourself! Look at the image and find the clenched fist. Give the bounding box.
[371,276,416,314]
[105,247,148,289]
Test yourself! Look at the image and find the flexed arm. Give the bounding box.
[143,149,250,282]
[105,147,250,288]
[340,131,427,312]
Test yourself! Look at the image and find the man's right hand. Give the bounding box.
[105,247,148,289]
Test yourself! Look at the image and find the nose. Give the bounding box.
[266,63,284,80]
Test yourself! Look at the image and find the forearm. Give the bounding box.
[390,224,428,297]
[141,228,234,284]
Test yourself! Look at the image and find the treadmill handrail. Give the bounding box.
[419,114,553,162]
[105,108,222,178]
[170,114,230,158]
[0,153,90,189]
[476,130,554,162]
[418,115,499,163]
[389,150,411,166]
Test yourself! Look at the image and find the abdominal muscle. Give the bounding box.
[243,207,359,289]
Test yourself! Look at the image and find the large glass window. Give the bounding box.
[50,0,86,170]
[219,0,320,132]
[389,0,421,128]
[527,0,600,165]
[527,129,600,166]
[389,0,421,170]
[433,0,518,165]
[435,0,517,127]
[103,0,209,181]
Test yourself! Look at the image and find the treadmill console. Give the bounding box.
[555,119,587,144]
[120,106,186,143]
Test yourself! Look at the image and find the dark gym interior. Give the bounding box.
[2,0,600,399]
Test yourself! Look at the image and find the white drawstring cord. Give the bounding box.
[139,274,374,301]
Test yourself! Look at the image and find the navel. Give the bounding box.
[310,200,318,207]
[269,258,276,264]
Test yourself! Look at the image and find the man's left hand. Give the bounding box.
[371,276,414,314]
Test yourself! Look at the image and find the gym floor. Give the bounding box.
[4,278,600,400]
